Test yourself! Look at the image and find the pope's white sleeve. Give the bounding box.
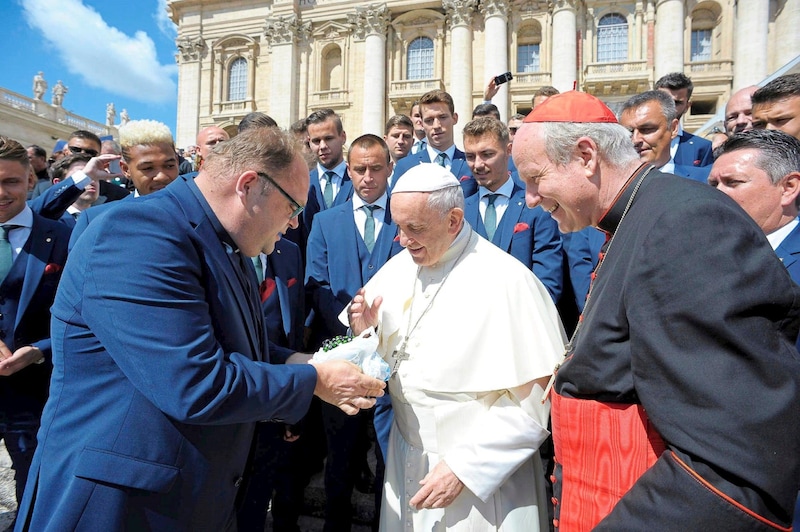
[442,378,550,502]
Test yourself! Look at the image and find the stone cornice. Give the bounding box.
[348,4,390,41]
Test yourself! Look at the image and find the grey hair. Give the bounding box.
[540,122,640,167]
[426,185,464,219]
[620,90,677,122]
[714,129,800,185]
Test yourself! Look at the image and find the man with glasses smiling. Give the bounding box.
[17,126,386,531]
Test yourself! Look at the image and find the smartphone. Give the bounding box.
[494,72,513,85]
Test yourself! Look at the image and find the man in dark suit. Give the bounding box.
[306,134,403,531]
[392,89,476,197]
[69,119,180,250]
[461,117,563,304]
[0,136,71,511]
[620,90,711,183]
[655,72,713,167]
[709,129,800,344]
[15,127,385,531]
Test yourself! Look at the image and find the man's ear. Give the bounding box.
[781,172,800,209]
[235,170,261,203]
[669,118,679,139]
[120,159,130,178]
[575,137,599,178]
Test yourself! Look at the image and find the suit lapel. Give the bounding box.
[777,223,800,271]
[370,207,398,267]
[495,186,526,250]
[17,218,53,329]
[465,195,487,238]
[269,253,294,341]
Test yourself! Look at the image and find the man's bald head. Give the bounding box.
[724,86,758,134]
[197,126,230,160]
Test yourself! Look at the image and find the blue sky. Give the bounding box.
[1,0,178,142]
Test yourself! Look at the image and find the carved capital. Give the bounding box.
[348,4,390,40]
[176,35,206,62]
[552,0,577,14]
[263,15,311,46]
[481,0,510,19]
[443,0,478,29]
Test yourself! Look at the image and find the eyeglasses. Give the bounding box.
[67,145,99,157]
[256,171,304,219]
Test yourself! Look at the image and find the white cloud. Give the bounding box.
[20,0,177,104]
[154,0,178,39]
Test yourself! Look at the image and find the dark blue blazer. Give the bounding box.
[562,227,606,314]
[672,163,711,184]
[28,176,82,221]
[464,181,564,303]
[776,221,800,351]
[673,130,713,167]
[305,201,402,348]
[16,175,317,531]
[262,238,305,364]
[0,215,70,419]
[391,148,477,197]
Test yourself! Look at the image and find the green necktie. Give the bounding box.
[0,225,21,285]
[484,194,498,241]
[363,205,379,253]
[323,171,336,208]
[251,255,264,284]
[434,152,448,168]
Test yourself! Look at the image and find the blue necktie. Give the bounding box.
[434,152,448,168]
[363,205,379,253]
[251,255,264,283]
[484,194,498,241]
[0,225,20,285]
[323,171,336,208]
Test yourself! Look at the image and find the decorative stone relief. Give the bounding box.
[264,15,311,46]
[176,35,206,62]
[443,0,478,29]
[481,0,511,19]
[348,4,390,40]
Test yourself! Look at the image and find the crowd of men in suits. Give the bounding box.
[1,70,800,531]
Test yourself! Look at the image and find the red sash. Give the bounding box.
[550,390,666,531]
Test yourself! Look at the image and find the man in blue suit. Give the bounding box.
[15,127,385,531]
[69,119,181,250]
[655,73,713,167]
[392,89,476,197]
[306,134,403,531]
[286,109,354,258]
[620,90,711,183]
[0,137,71,513]
[461,117,563,304]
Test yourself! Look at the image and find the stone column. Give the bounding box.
[634,2,644,60]
[654,0,684,78]
[175,35,206,149]
[551,0,578,93]
[350,4,390,135]
[264,15,311,129]
[732,0,769,88]
[482,0,510,122]
[444,0,478,148]
[773,0,800,70]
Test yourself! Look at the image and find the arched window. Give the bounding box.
[321,45,342,91]
[597,13,628,63]
[691,6,718,61]
[228,57,247,101]
[407,37,434,80]
[517,22,542,73]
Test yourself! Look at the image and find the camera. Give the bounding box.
[494,72,513,85]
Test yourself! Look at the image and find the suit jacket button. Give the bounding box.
[234,476,243,487]
[0,313,4,320]
[368,264,374,270]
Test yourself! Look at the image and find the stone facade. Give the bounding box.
[168,0,800,148]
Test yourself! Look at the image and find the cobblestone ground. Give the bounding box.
[0,442,16,531]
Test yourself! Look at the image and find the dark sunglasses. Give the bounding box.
[256,172,304,219]
[68,145,99,157]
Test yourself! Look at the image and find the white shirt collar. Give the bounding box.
[317,160,347,181]
[426,144,456,164]
[479,176,514,200]
[768,217,800,250]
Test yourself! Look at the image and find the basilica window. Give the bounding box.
[321,44,343,91]
[597,13,628,63]
[690,4,720,62]
[228,57,247,101]
[407,37,434,80]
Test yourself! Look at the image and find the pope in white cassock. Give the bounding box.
[343,164,566,531]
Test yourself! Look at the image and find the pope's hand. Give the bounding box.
[409,460,464,510]
[348,288,382,336]
[312,359,385,415]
